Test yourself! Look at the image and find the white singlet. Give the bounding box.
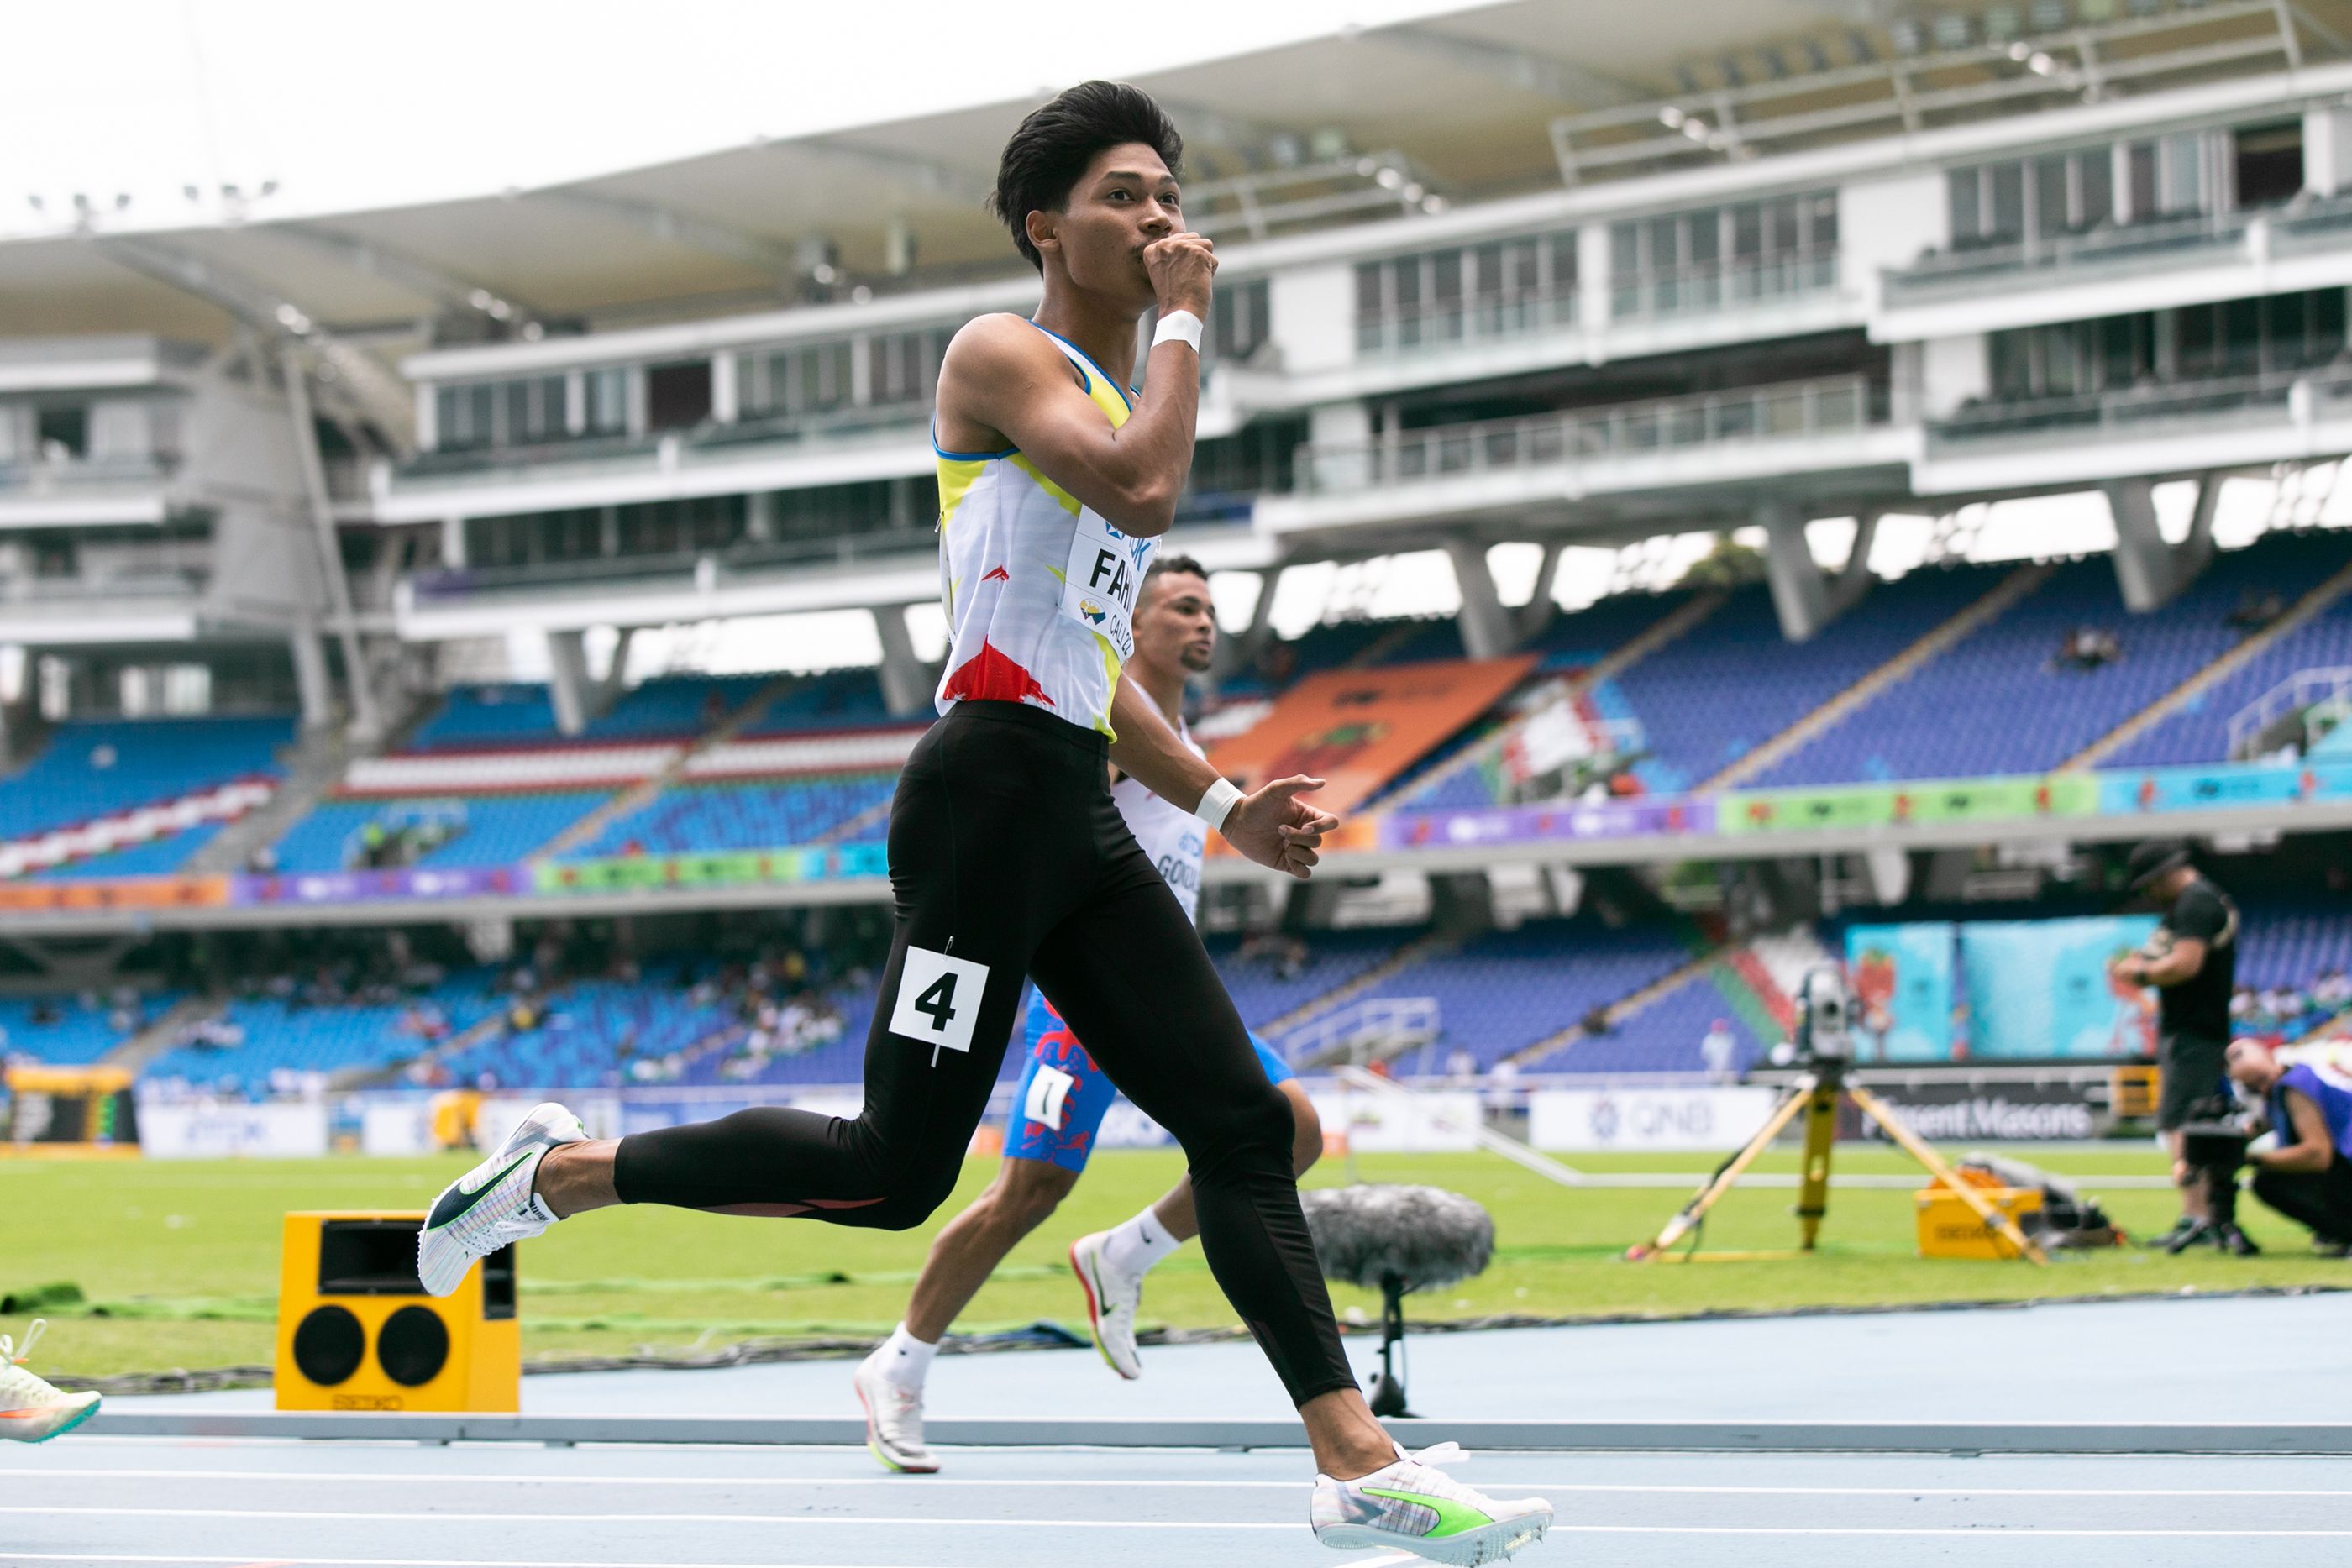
[932,320,1155,738]
[1112,719,1208,924]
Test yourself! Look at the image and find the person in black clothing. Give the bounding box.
[2110,839,2251,1254]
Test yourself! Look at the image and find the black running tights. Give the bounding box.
[612,700,1356,1408]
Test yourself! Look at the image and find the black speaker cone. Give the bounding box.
[291,1304,365,1387]
[376,1304,450,1387]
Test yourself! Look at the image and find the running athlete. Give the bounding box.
[853,554,1326,1474]
[414,81,1550,1564]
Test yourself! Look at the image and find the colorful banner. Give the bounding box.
[1718,773,2098,836]
[1845,922,1960,1062]
[0,875,231,913]
[1382,794,1712,851]
[239,865,525,906]
[533,842,885,895]
[1207,656,1538,821]
[2097,759,2352,816]
[1961,915,2160,1061]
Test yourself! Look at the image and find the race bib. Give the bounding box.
[1022,1063,1077,1130]
[1060,514,1153,663]
[889,945,990,1066]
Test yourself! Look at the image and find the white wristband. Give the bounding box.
[1152,310,1205,353]
[1194,776,1243,833]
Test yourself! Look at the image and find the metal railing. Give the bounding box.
[1297,374,1879,495]
[1608,252,1837,322]
[1278,997,1440,1069]
[1929,359,2352,447]
[1887,196,2352,306]
[1354,288,1579,358]
[0,453,178,493]
[0,567,207,605]
[2229,666,2352,759]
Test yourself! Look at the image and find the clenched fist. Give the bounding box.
[1143,232,1217,320]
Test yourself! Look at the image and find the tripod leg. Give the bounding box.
[1847,1083,2048,1265]
[1637,1078,1814,1256]
[1796,1078,1840,1251]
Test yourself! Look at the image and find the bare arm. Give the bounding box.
[1105,678,1337,880]
[2116,936,2208,988]
[2255,1088,2336,1175]
[933,239,1215,538]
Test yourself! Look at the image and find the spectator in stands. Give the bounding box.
[2317,968,2352,1015]
[1445,1046,1477,1085]
[2055,627,2120,670]
[2112,840,2244,1253]
[2228,590,2287,632]
[2225,1039,2352,1255]
[1701,1019,1740,1083]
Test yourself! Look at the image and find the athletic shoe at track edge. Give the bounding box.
[1068,1230,1143,1379]
[1311,1442,1553,1565]
[416,1101,585,1297]
[853,1350,939,1474]
[0,1320,101,1444]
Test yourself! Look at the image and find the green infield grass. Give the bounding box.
[4,1144,2343,1383]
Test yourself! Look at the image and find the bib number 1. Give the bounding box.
[890,945,990,1066]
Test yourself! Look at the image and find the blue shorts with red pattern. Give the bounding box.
[1003,987,1294,1174]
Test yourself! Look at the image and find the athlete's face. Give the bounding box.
[2227,1038,2281,1093]
[1136,570,1215,676]
[1033,142,1181,310]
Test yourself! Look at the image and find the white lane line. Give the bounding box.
[0,1507,1291,1531]
[13,1469,2352,1499]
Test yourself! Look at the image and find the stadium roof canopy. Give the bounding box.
[12,0,2352,354]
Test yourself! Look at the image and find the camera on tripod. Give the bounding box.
[1793,966,1855,1066]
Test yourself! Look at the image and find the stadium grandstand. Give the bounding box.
[4,0,2352,1133]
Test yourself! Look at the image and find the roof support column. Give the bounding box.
[1761,502,1876,643]
[290,623,334,731]
[1443,538,1515,659]
[1213,567,1283,684]
[2103,474,2216,612]
[871,605,933,718]
[545,628,629,736]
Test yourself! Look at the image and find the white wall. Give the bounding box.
[1840,170,1950,310]
[1268,262,1356,377]
[1920,333,1992,419]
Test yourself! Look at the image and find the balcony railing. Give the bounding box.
[1608,252,1838,322]
[0,567,207,606]
[1354,289,1578,359]
[1929,359,2352,448]
[0,453,178,494]
[1295,375,1882,496]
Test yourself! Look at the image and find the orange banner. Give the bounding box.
[0,875,230,914]
[1207,654,1537,825]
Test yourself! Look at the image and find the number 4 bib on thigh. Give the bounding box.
[890,946,991,1065]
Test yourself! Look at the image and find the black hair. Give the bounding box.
[1145,553,1209,586]
[990,81,1183,272]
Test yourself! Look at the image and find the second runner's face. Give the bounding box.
[1135,571,1215,679]
[1047,142,1181,312]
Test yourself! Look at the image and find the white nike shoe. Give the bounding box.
[0,1320,101,1444]
[416,1101,585,1297]
[1311,1443,1553,1565]
[1068,1230,1143,1380]
[852,1349,938,1474]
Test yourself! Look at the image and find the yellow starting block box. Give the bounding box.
[275,1211,518,1413]
[1915,1183,2045,1260]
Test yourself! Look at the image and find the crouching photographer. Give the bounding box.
[2222,1039,2352,1256]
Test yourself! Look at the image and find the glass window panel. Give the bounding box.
[1808,194,1838,252]
[1767,197,1800,256]
[1687,210,1719,265]
[1647,214,1682,271]
[2077,148,2113,228]
[1547,230,1578,289]
[1393,257,1424,308]
[1609,222,1641,275]
[1431,250,1463,304]
[1730,202,1763,260]
[1988,162,2026,239]
[1950,170,1982,243]
[1355,261,1384,320]
[2034,155,2070,239]
[2128,142,2159,222]
[2162,132,2205,214]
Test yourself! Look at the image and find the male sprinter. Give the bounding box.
[414,81,1549,1565]
[853,555,1325,1473]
